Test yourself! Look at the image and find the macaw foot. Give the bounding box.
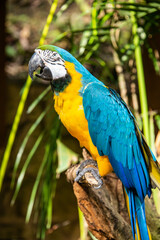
[75,159,103,189]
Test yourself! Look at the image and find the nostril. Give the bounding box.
[40,67,43,74]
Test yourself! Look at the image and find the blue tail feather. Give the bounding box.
[128,190,150,240]
[128,191,136,239]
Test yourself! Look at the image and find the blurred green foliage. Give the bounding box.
[1,0,160,239]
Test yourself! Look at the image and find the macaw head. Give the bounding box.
[28,45,88,92]
[29,45,98,93]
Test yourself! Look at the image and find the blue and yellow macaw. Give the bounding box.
[28,45,160,240]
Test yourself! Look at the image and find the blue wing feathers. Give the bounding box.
[130,161,144,202]
[136,163,148,197]
[83,82,151,196]
[130,191,137,239]
[83,82,153,239]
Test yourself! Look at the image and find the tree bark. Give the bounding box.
[66,162,133,240]
[66,158,160,240]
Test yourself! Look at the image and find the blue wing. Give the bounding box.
[83,82,151,202]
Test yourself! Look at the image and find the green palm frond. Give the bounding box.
[27,86,51,114]
[11,107,50,189]
[36,118,60,240]
[11,131,45,205]
[0,0,59,191]
[155,115,160,130]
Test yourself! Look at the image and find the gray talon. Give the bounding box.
[76,159,98,176]
[75,160,103,189]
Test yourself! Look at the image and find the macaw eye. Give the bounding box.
[36,66,52,81]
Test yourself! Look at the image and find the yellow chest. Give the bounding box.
[53,61,113,176]
[54,61,90,149]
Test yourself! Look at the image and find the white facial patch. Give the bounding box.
[35,49,67,80]
[45,62,67,80]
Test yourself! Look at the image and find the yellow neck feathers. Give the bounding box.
[53,61,83,114]
[53,61,113,176]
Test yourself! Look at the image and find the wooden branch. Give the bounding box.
[66,162,133,240]
[66,147,160,240]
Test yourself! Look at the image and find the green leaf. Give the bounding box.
[147,45,160,75]
[36,117,60,239]
[47,195,53,229]
[0,76,32,191]
[5,45,17,58]
[78,207,88,240]
[155,115,160,130]
[27,86,50,114]
[51,31,69,44]
[25,148,48,223]
[149,113,156,155]
[11,132,44,205]
[130,0,150,144]
[56,140,78,174]
[56,0,73,18]
[152,188,160,215]
[11,108,49,189]
[79,30,91,55]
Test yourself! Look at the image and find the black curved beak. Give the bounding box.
[28,52,52,81]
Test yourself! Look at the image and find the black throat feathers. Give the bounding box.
[50,73,71,92]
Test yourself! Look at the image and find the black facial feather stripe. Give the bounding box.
[42,50,65,63]
[50,73,71,92]
[45,59,64,65]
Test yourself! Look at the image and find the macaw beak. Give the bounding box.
[28,52,52,81]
